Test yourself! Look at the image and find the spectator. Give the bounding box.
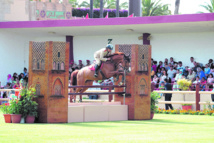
[197,67,206,80]
[160,70,167,82]
[151,67,155,79]
[159,81,165,98]
[156,61,163,73]
[12,73,18,82]
[167,65,176,79]
[175,69,182,82]
[192,61,199,72]
[7,74,12,84]
[152,61,157,73]
[210,68,214,77]
[193,76,201,84]
[187,68,196,82]
[164,62,170,71]
[173,63,178,70]
[183,66,189,78]
[200,77,207,91]
[169,57,174,65]
[164,78,173,110]
[189,57,195,68]
[204,64,210,77]
[152,75,159,84]
[207,59,214,69]
[164,58,168,65]
[161,67,166,74]
[211,85,214,108]
[86,60,91,66]
[207,74,213,90]
[23,67,28,78]
[177,61,185,70]
[157,69,162,78]
[77,60,84,69]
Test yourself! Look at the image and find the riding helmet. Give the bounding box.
[106,44,113,50]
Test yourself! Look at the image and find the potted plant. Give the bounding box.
[0,103,12,123]
[151,92,160,119]
[10,99,22,123]
[19,87,38,123]
[181,104,192,110]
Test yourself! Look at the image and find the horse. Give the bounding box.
[70,52,130,102]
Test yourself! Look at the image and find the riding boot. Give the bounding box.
[94,64,100,77]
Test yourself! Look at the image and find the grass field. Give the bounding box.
[0,112,214,143]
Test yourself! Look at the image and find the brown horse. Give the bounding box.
[70,52,130,102]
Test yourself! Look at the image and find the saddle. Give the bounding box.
[88,64,107,79]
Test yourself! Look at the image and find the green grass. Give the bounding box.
[0,112,214,143]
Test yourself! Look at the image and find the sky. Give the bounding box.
[77,0,211,14]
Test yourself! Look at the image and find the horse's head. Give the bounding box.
[110,52,131,71]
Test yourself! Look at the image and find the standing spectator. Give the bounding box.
[204,64,210,77]
[167,66,176,79]
[207,74,213,90]
[78,60,84,69]
[164,78,173,110]
[156,61,163,73]
[86,60,91,66]
[193,61,200,72]
[197,67,206,80]
[183,66,189,78]
[152,61,157,74]
[164,58,168,65]
[187,68,196,82]
[189,57,195,68]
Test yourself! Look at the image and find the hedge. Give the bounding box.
[72,8,128,18]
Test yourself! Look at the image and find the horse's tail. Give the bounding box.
[71,70,79,86]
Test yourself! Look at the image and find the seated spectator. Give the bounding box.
[197,67,206,80]
[204,64,210,77]
[200,77,207,91]
[152,75,159,84]
[177,61,185,70]
[157,69,162,78]
[156,61,163,73]
[183,66,189,78]
[175,69,182,82]
[169,57,175,65]
[7,74,12,84]
[164,58,168,65]
[173,63,178,70]
[164,62,170,71]
[187,68,196,82]
[161,67,166,74]
[207,59,214,69]
[13,79,20,89]
[12,72,18,82]
[193,76,201,84]
[207,74,213,90]
[151,67,155,79]
[167,66,176,79]
[160,70,167,82]
[210,68,214,77]
[189,57,195,69]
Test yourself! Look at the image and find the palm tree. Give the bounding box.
[174,0,180,14]
[142,0,171,16]
[69,0,88,8]
[199,0,214,13]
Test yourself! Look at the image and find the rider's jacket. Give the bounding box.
[94,48,112,62]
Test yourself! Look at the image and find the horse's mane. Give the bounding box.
[107,52,124,57]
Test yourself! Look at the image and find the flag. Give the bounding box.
[86,13,89,19]
[128,13,134,17]
[105,12,108,18]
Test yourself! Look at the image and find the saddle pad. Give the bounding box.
[88,64,103,71]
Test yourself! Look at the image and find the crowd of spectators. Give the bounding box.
[151,57,214,91]
[0,67,28,103]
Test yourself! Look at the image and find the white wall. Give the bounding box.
[0,30,30,86]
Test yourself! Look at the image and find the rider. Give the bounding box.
[94,44,113,77]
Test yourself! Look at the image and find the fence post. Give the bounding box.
[196,84,200,111]
[109,87,112,102]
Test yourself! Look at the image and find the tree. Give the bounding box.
[174,0,180,14]
[80,0,128,9]
[142,0,171,16]
[69,0,87,8]
[199,0,214,13]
